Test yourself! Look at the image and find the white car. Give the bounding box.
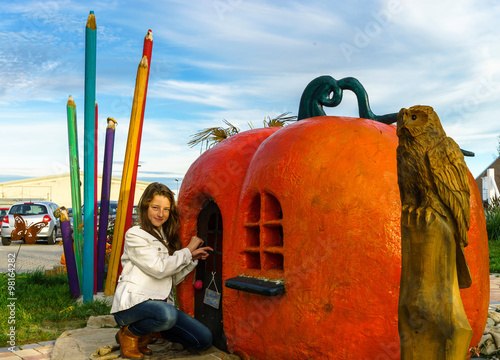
[1,201,61,245]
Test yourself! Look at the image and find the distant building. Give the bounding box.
[475,156,500,206]
[0,173,151,208]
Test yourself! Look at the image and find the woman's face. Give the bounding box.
[147,195,171,231]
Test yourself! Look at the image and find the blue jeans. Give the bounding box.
[113,300,212,350]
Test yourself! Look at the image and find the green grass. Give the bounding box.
[0,269,111,348]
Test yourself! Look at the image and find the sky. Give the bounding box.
[1,0,500,194]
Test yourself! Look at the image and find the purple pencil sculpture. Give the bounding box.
[97,117,117,292]
[56,207,80,298]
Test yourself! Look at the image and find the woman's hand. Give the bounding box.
[192,246,213,261]
[187,236,204,253]
[186,236,213,261]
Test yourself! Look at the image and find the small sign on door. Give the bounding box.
[203,288,221,309]
[203,271,221,309]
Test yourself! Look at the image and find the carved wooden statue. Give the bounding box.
[396,105,472,359]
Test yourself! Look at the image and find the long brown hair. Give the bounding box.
[138,182,181,255]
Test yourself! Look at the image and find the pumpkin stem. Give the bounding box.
[297,75,475,157]
[297,75,398,124]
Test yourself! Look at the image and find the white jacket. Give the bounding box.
[110,226,197,313]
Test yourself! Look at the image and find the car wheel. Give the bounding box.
[2,237,11,246]
[47,230,56,245]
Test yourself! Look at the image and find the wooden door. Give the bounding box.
[194,200,227,351]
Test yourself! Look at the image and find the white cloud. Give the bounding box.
[149,79,250,108]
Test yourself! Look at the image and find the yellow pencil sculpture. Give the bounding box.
[104,56,149,295]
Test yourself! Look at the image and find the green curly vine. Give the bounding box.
[297,75,474,157]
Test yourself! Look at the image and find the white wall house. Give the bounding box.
[476,157,500,206]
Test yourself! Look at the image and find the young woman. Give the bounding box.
[111,182,213,359]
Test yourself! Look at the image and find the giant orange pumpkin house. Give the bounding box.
[176,76,489,359]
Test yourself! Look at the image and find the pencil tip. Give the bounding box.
[86,11,96,30]
[140,56,149,67]
[107,117,117,129]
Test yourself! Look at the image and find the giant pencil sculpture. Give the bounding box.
[119,30,153,277]
[124,30,153,231]
[58,207,80,299]
[97,117,116,292]
[94,101,98,295]
[105,56,149,295]
[83,10,97,302]
[66,96,83,289]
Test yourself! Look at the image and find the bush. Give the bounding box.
[486,197,500,241]
[489,240,500,273]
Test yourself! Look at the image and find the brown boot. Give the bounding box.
[148,331,163,345]
[116,325,143,359]
[138,333,154,355]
